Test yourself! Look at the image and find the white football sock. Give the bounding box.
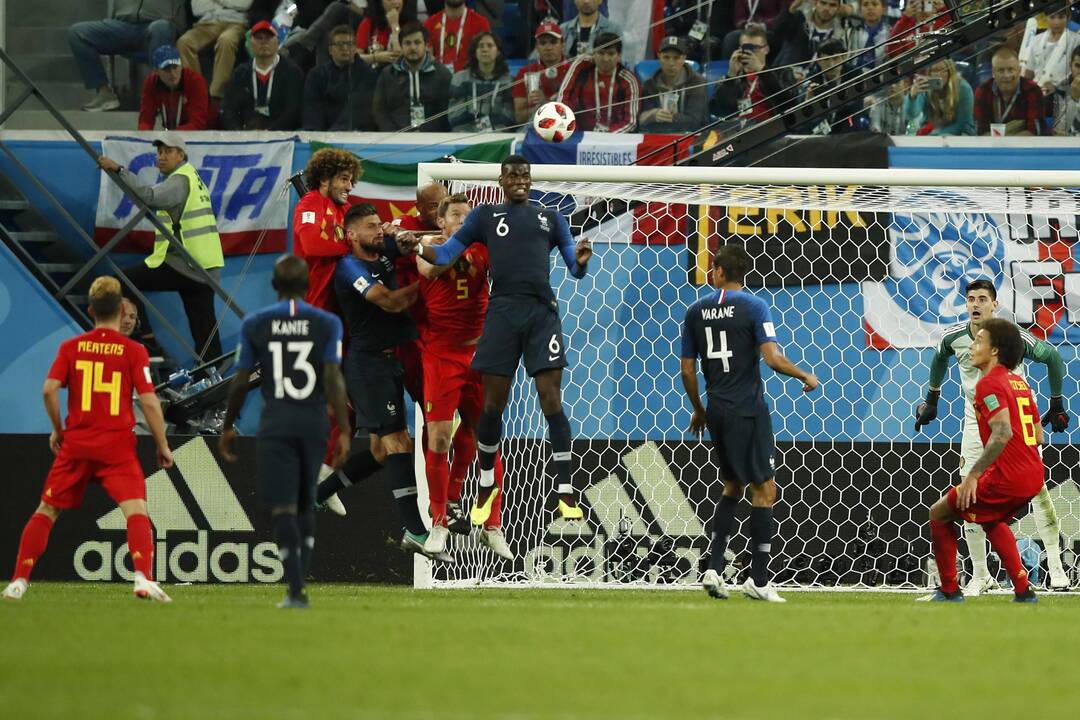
[1033,485,1065,575]
[965,522,989,578]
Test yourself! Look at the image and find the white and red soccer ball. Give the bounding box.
[532,101,577,143]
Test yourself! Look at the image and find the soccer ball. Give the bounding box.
[532,101,577,143]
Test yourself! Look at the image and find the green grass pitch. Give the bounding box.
[4,583,1080,719]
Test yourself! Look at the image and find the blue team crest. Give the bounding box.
[884,212,1004,323]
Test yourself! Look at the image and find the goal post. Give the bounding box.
[412,162,1080,590]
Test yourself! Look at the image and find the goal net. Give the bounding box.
[413,163,1080,590]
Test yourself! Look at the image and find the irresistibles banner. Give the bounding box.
[94,136,295,255]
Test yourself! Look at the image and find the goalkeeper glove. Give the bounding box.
[1042,396,1070,433]
[914,389,940,432]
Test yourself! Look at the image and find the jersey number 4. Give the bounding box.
[268,341,316,400]
[705,328,733,373]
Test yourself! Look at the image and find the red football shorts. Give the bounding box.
[398,340,424,406]
[423,344,482,423]
[41,446,146,509]
[947,469,1041,525]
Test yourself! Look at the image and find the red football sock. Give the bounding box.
[930,519,960,594]
[425,448,450,526]
[12,512,54,582]
[126,513,155,579]
[448,429,476,502]
[486,452,505,529]
[985,522,1029,595]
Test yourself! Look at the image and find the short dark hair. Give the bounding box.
[712,245,752,283]
[817,38,846,57]
[88,276,123,320]
[272,254,309,297]
[741,24,768,45]
[399,20,428,42]
[344,202,379,226]
[438,193,470,218]
[980,318,1024,370]
[467,31,508,78]
[965,278,997,301]
[500,154,530,173]
[593,31,622,54]
[329,24,353,43]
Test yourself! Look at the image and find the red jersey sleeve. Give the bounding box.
[128,341,154,395]
[137,74,157,130]
[48,341,71,385]
[293,194,349,258]
[974,373,1008,421]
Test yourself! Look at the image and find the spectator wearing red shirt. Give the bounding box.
[711,25,798,124]
[886,0,951,57]
[513,21,569,124]
[974,46,1047,136]
[556,31,640,133]
[292,147,361,313]
[425,0,491,72]
[355,0,417,69]
[138,45,210,130]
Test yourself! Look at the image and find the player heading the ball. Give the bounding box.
[925,318,1045,603]
[411,155,592,521]
[680,246,818,603]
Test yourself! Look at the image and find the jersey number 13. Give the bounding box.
[268,341,316,400]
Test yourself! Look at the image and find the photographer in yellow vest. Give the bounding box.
[99,132,224,360]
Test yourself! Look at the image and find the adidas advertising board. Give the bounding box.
[0,435,411,584]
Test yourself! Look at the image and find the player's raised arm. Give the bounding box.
[417,206,482,266]
[554,212,588,278]
[760,342,818,392]
[915,335,956,431]
[1023,332,1070,432]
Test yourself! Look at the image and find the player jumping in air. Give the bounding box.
[412,155,592,523]
[219,256,351,609]
[915,279,1069,593]
[680,246,818,603]
[415,193,512,560]
[925,319,1045,603]
[3,277,173,602]
[292,147,361,517]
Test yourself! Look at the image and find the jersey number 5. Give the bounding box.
[1016,396,1038,446]
[74,360,122,416]
[268,341,316,400]
[705,327,733,373]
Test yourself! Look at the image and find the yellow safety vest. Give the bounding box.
[145,162,225,270]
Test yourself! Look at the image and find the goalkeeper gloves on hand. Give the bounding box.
[914,389,940,432]
[1042,396,1070,433]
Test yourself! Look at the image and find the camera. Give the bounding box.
[927,76,944,90]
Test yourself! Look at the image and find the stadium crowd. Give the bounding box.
[71,1,1080,138]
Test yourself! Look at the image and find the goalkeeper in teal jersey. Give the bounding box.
[915,279,1071,593]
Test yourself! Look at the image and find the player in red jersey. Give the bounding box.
[292,147,360,514]
[415,194,512,560]
[926,318,1045,603]
[2,277,173,602]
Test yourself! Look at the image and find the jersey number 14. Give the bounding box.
[268,341,316,400]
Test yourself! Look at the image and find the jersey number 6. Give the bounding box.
[268,341,316,400]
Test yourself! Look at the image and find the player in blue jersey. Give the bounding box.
[219,255,351,609]
[680,246,818,603]
[312,202,450,561]
[411,155,593,523]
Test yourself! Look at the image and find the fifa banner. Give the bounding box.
[432,439,1080,587]
[0,435,410,584]
[689,133,893,286]
[863,202,1080,348]
[93,137,294,256]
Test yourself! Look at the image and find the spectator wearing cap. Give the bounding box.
[68,0,184,112]
[712,24,798,125]
[513,21,569,124]
[373,21,454,131]
[638,37,709,134]
[97,133,225,361]
[425,0,493,72]
[448,32,515,132]
[556,31,640,133]
[303,24,379,130]
[221,21,305,130]
[138,46,211,130]
[560,0,621,58]
[177,0,254,102]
